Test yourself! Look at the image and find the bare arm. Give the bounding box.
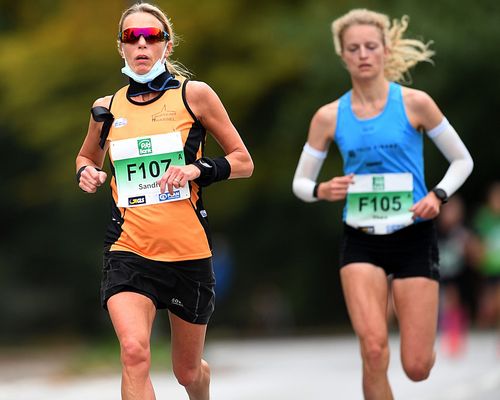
[402,87,444,132]
[75,96,112,193]
[307,102,338,152]
[157,81,253,194]
[293,101,354,202]
[404,88,473,219]
[186,80,253,178]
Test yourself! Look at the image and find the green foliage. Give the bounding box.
[0,0,499,340]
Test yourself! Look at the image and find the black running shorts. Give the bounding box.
[339,220,440,280]
[101,251,216,324]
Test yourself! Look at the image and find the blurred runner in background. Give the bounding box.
[437,195,475,356]
[293,8,473,399]
[473,182,500,351]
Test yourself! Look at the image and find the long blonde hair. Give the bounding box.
[331,9,434,83]
[117,2,191,78]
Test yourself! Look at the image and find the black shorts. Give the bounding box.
[101,251,216,324]
[339,221,440,280]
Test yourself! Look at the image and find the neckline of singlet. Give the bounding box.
[126,90,166,106]
[347,82,396,123]
[125,72,181,106]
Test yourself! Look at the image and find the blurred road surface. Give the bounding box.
[0,331,498,400]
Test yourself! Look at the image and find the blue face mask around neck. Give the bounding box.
[121,44,168,84]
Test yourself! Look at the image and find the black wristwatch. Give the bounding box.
[432,187,448,204]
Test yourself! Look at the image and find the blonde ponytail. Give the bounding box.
[385,15,434,83]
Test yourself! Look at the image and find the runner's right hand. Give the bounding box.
[79,166,107,193]
[316,174,354,201]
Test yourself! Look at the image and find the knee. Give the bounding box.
[174,360,210,388]
[361,338,390,371]
[120,338,151,370]
[403,357,434,382]
[174,366,200,387]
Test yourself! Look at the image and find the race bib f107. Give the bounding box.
[110,132,190,207]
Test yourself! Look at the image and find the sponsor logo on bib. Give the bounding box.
[137,138,152,155]
[372,176,385,191]
[159,191,181,202]
[128,195,146,206]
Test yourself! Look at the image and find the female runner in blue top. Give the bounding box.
[293,9,473,400]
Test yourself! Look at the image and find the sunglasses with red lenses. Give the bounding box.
[119,27,170,44]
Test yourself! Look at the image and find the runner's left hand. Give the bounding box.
[157,164,201,195]
[410,192,442,219]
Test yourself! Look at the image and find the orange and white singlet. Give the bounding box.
[104,78,212,262]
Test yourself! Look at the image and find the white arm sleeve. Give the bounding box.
[292,143,327,202]
[426,118,474,196]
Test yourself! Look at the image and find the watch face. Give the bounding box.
[433,188,447,202]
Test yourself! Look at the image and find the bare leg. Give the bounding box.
[341,263,394,400]
[107,292,157,400]
[393,277,439,381]
[169,312,210,400]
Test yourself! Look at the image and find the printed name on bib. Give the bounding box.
[346,173,414,234]
[110,132,190,207]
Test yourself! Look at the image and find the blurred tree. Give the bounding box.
[0,0,498,340]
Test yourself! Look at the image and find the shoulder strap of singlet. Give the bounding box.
[181,78,199,122]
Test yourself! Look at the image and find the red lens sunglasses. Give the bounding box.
[119,27,169,44]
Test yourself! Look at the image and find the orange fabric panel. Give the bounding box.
[106,79,211,261]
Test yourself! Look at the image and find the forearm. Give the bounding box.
[75,151,105,172]
[76,155,101,172]
[436,158,474,196]
[427,118,474,196]
[292,143,327,202]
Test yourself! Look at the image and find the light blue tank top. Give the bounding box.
[334,82,428,220]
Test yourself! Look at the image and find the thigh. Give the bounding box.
[166,258,215,324]
[341,263,390,339]
[169,311,207,370]
[392,277,439,361]
[107,292,157,343]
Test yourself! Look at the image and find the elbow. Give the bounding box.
[458,155,474,180]
[245,157,255,178]
[236,157,253,179]
[234,151,254,178]
[292,178,316,203]
[465,156,474,177]
[292,185,303,202]
[226,153,253,179]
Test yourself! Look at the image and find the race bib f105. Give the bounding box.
[346,173,414,234]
